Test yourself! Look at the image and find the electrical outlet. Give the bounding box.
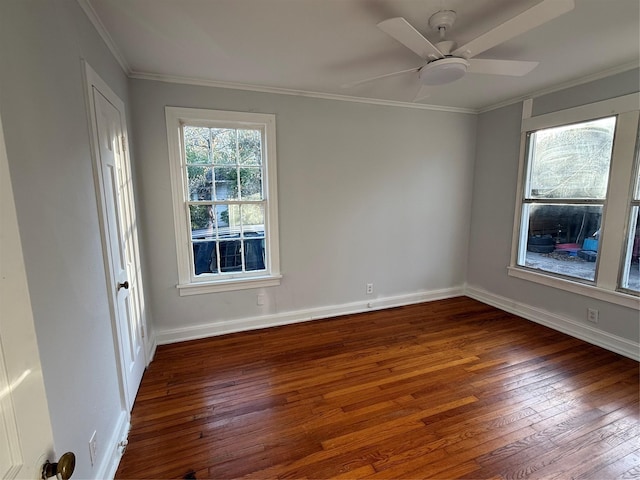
[89,431,97,467]
[587,308,599,323]
[257,293,265,306]
[366,283,374,295]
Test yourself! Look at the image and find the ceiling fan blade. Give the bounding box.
[413,84,431,102]
[377,17,444,61]
[467,58,539,76]
[341,66,420,89]
[453,0,575,59]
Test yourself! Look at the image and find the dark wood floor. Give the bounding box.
[116,296,639,479]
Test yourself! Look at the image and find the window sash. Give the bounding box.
[618,205,639,293]
[187,199,268,278]
[517,201,605,283]
[522,116,616,202]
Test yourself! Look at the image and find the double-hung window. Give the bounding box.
[509,93,640,307]
[516,116,615,282]
[166,107,281,295]
[619,142,640,294]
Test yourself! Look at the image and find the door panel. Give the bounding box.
[92,88,145,410]
[0,106,55,479]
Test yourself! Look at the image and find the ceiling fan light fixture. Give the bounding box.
[419,57,469,85]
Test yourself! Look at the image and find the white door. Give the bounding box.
[0,110,56,478]
[86,65,147,411]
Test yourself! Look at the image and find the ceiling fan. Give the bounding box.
[347,0,575,101]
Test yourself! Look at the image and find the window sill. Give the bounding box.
[177,274,282,296]
[507,266,639,309]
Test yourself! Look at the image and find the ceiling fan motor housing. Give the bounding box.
[419,57,469,85]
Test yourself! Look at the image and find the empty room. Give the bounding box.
[0,0,638,479]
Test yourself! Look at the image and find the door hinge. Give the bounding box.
[121,135,127,153]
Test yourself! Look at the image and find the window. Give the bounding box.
[619,141,640,293]
[166,107,280,295]
[516,116,616,282]
[509,93,640,308]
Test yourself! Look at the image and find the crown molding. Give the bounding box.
[77,0,131,74]
[125,62,640,116]
[478,61,640,114]
[128,71,478,114]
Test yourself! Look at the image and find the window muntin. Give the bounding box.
[166,107,280,295]
[517,116,616,282]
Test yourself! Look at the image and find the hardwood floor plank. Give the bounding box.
[544,425,640,479]
[576,448,640,479]
[115,297,639,479]
[321,396,478,450]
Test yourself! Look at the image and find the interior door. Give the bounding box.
[89,74,146,411]
[0,109,55,479]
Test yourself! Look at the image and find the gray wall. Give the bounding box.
[532,68,640,116]
[467,69,640,344]
[129,79,477,334]
[0,1,133,477]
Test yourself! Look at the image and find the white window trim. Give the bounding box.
[165,107,281,295]
[509,93,640,310]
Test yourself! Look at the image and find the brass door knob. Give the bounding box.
[42,451,75,479]
[117,280,130,291]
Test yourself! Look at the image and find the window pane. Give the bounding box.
[214,167,238,200]
[211,128,236,165]
[184,126,210,164]
[189,205,214,240]
[219,240,242,272]
[240,167,263,200]
[187,166,212,201]
[620,207,640,292]
[244,238,265,271]
[241,204,265,234]
[238,129,262,165]
[519,204,603,282]
[215,204,240,237]
[527,117,616,199]
[193,241,217,275]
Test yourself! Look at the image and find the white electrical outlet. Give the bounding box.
[257,293,265,306]
[587,308,599,323]
[89,431,97,467]
[366,283,374,295]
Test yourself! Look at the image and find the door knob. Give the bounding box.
[42,451,75,479]
[117,280,129,291]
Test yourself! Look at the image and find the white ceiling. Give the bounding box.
[85,0,639,112]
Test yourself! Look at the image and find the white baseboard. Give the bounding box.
[465,285,639,361]
[97,409,130,480]
[145,334,157,367]
[155,286,464,345]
